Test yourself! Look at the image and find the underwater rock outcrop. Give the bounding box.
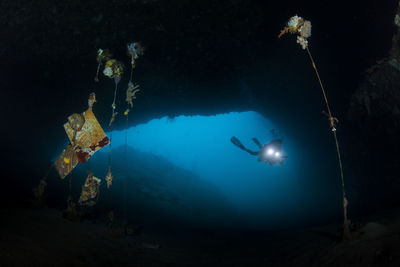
[68,145,240,228]
[347,2,400,209]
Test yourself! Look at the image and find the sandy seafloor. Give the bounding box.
[1,204,400,267]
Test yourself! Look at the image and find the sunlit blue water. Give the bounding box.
[105,111,313,227]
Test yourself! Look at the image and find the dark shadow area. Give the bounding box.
[20,145,241,231]
[86,145,241,230]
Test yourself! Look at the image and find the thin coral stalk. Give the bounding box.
[280,15,350,240]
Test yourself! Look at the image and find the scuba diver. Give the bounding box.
[230,136,288,165]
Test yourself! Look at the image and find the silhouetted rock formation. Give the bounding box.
[347,3,400,210]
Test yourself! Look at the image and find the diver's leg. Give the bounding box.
[242,147,259,156]
[231,136,244,148]
[231,137,259,156]
[252,138,263,149]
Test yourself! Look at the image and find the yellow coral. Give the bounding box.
[105,59,115,68]
[105,170,114,189]
[103,59,124,79]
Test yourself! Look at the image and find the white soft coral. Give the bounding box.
[279,15,312,49]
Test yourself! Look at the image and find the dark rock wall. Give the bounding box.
[347,1,400,212]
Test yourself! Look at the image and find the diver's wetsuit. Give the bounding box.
[231,136,286,165]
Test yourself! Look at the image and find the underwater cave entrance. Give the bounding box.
[96,111,317,229]
[50,110,344,230]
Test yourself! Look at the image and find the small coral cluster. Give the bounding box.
[103,59,125,81]
[127,42,145,69]
[279,15,312,50]
[32,178,47,200]
[94,49,112,82]
[105,169,114,189]
[78,173,101,206]
[124,82,140,115]
[124,43,144,116]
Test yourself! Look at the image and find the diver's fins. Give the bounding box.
[252,138,263,149]
[231,136,245,149]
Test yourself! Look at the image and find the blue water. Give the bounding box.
[104,111,319,228]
